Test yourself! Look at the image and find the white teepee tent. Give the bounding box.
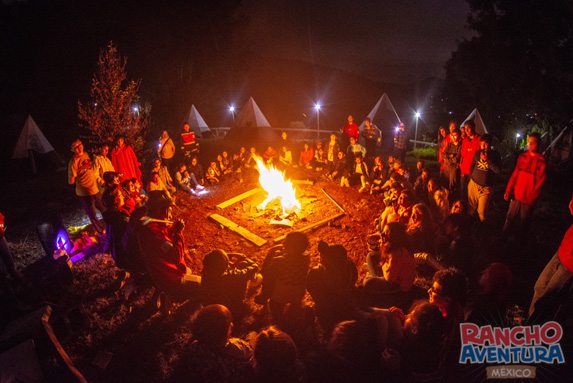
[462,108,488,136]
[11,115,57,175]
[186,104,211,138]
[12,115,55,159]
[225,97,278,142]
[359,93,401,148]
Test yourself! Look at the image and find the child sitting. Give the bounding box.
[206,161,221,184]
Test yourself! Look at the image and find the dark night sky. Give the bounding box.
[236,0,471,83]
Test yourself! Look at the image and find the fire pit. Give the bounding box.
[208,159,345,247]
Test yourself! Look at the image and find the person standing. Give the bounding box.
[467,135,501,222]
[158,130,176,173]
[443,129,462,198]
[111,136,142,184]
[362,118,381,160]
[394,122,407,163]
[341,115,359,150]
[180,123,199,164]
[459,121,481,202]
[502,133,546,239]
[93,144,116,195]
[68,139,105,233]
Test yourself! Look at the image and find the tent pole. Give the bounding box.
[29,150,37,175]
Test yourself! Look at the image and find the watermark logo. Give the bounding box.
[460,322,565,378]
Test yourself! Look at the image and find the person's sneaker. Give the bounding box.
[197,185,205,190]
[359,186,366,193]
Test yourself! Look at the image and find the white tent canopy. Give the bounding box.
[359,93,401,132]
[225,97,278,142]
[12,115,55,159]
[462,108,488,136]
[186,105,211,138]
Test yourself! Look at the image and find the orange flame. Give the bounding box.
[255,157,301,214]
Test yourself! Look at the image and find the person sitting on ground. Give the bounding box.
[244,147,258,170]
[346,154,369,192]
[364,222,416,295]
[413,168,430,204]
[406,203,436,255]
[386,155,396,179]
[120,179,138,213]
[346,136,366,167]
[206,161,221,185]
[326,133,340,168]
[137,190,201,300]
[312,147,328,171]
[298,143,314,169]
[175,163,198,196]
[253,326,304,383]
[187,304,254,383]
[427,267,468,343]
[379,190,413,229]
[132,178,148,205]
[327,150,347,181]
[262,146,278,166]
[391,159,411,182]
[215,154,228,176]
[307,241,358,330]
[279,145,293,170]
[151,158,176,195]
[236,147,248,170]
[465,263,513,324]
[369,156,386,194]
[255,232,310,322]
[201,249,259,319]
[397,300,448,377]
[427,178,450,224]
[436,213,474,275]
[147,171,171,197]
[221,151,233,175]
[188,157,205,186]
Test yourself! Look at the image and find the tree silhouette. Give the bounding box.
[78,42,150,155]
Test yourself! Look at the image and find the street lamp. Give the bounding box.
[229,106,235,124]
[314,103,321,138]
[414,111,421,149]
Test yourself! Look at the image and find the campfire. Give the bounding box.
[254,157,301,215]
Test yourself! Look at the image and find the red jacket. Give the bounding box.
[138,222,187,294]
[342,123,359,140]
[460,135,481,175]
[559,224,573,275]
[505,152,546,206]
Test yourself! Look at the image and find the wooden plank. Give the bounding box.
[209,214,267,247]
[274,212,345,242]
[216,188,261,209]
[292,180,314,185]
[321,188,346,213]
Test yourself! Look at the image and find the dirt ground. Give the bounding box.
[2,142,572,382]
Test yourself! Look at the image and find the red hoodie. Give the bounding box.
[505,152,546,206]
[558,225,573,275]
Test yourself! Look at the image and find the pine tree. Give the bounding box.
[78,42,150,156]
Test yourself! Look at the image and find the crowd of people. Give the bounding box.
[1,116,571,382]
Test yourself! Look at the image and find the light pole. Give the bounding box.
[315,103,321,139]
[229,106,235,124]
[414,111,421,149]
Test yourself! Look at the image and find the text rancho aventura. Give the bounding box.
[459,322,565,364]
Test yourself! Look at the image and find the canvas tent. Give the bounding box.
[185,104,211,138]
[12,115,56,174]
[462,108,488,136]
[543,122,573,168]
[225,97,278,142]
[358,93,401,149]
